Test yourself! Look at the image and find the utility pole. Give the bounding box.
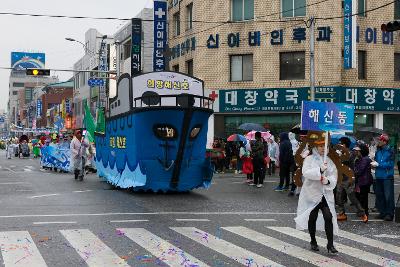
[309,17,315,101]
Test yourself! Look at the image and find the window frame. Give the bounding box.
[172,64,180,72]
[394,53,400,81]
[186,3,193,30]
[230,54,253,82]
[279,51,306,80]
[173,12,181,36]
[358,0,366,17]
[231,0,254,22]
[358,50,367,80]
[186,59,194,76]
[395,0,400,19]
[281,0,306,18]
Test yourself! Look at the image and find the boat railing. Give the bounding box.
[134,94,214,109]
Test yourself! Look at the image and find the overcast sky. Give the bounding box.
[0,0,151,110]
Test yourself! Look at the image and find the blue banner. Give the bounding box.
[344,0,356,69]
[40,145,71,172]
[301,101,355,132]
[36,99,42,117]
[11,52,45,69]
[153,0,168,71]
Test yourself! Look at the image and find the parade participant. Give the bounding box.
[6,139,12,159]
[288,132,299,196]
[275,132,294,191]
[70,130,88,181]
[250,132,265,188]
[267,136,279,175]
[354,144,373,222]
[240,143,253,183]
[373,134,395,221]
[295,132,338,254]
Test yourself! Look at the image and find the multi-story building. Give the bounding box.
[167,0,400,146]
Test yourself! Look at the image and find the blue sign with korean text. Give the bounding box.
[219,88,309,112]
[88,78,105,87]
[301,101,354,132]
[343,0,356,69]
[153,0,168,71]
[36,99,42,117]
[131,18,142,76]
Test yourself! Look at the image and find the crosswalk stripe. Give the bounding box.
[223,226,350,267]
[269,227,400,266]
[171,227,284,267]
[337,229,400,255]
[60,229,129,267]
[0,231,47,267]
[119,228,210,267]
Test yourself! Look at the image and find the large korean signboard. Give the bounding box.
[301,101,354,132]
[217,87,400,113]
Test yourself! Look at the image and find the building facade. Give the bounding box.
[167,0,400,146]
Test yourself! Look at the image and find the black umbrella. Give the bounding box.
[290,123,308,135]
[356,127,385,141]
[238,123,267,132]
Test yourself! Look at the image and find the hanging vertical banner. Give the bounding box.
[99,40,108,108]
[131,18,142,76]
[65,99,71,114]
[109,43,117,98]
[36,99,42,117]
[343,0,357,69]
[153,0,168,71]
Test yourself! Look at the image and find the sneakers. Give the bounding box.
[274,186,284,192]
[283,186,290,191]
[256,184,263,188]
[337,213,347,221]
[360,214,368,223]
[248,183,256,186]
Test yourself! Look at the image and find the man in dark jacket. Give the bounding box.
[373,134,395,221]
[275,132,294,191]
[251,132,265,188]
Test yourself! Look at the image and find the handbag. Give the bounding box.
[395,192,400,223]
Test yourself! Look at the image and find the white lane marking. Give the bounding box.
[16,190,33,192]
[171,227,283,267]
[337,230,400,255]
[28,194,60,199]
[0,182,29,185]
[120,228,210,267]
[0,231,47,267]
[33,222,77,225]
[24,169,32,172]
[25,165,34,169]
[244,219,276,222]
[110,220,149,223]
[269,227,400,266]
[10,165,16,168]
[73,190,93,193]
[60,229,129,267]
[374,234,400,239]
[175,219,210,222]
[351,219,383,222]
[5,168,17,173]
[224,226,350,267]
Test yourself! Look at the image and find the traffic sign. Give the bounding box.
[88,78,105,87]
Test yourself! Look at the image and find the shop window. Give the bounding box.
[232,0,254,21]
[358,50,366,80]
[172,64,179,72]
[186,3,193,30]
[25,88,33,102]
[230,54,253,82]
[173,12,181,36]
[395,0,400,19]
[280,52,305,80]
[281,0,306,18]
[395,53,400,81]
[358,0,366,17]
[186,59,194,76]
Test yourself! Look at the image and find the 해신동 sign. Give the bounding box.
[301,101,355,132]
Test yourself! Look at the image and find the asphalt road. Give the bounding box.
[0,151,399,267]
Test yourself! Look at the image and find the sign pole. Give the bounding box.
[309,17,315,101]
[323,130,329,163]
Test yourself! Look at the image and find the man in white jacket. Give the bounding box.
[295,135,339,254]
[70,130,88,181]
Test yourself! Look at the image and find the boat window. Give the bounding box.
[153,124,178,140]
[189,125,201,140]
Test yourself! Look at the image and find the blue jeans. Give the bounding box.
[236,158,242,172]
[375,179,395,217]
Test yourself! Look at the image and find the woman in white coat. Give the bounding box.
[295,138,339,254]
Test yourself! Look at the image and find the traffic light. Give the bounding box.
[26,68,50,76]
[381,20,400,32]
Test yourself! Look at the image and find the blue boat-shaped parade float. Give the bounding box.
[94,71,214,192]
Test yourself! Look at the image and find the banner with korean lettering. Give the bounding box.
[343,0,357,69]
[153,0,167,71]
[36,99,42,117]
[131,18,142,76]
[219,88,309,113]
[301,101,354,132]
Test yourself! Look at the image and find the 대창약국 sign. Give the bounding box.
[301,101,355,132]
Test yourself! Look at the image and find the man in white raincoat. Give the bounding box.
[295,134,339,254]
[70,130,88,181]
